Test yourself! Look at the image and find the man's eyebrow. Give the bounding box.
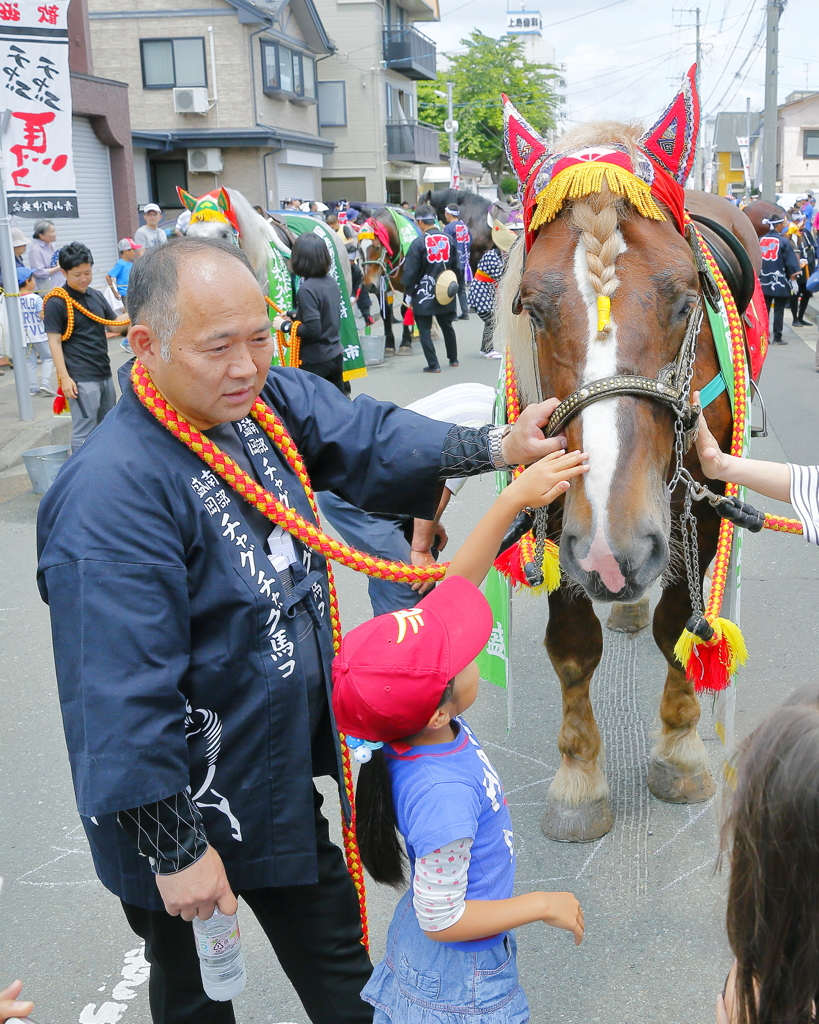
[203,322,272,342]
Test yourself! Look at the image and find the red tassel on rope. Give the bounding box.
[53,385,68,415]
[493,542,528,586]
[687,637,734,694]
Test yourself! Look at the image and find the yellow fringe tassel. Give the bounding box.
[519,533,562,595]
[673,616,749,675]
[529,161,666,231]
[190,208,229,225]
[597,295,611,333]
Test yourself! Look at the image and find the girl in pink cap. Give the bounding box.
[332,448,589,1023]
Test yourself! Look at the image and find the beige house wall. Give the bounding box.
[88,0,329,208]
[777,95,819,193]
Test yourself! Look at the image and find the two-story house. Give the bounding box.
[314,0,440,205]
[87,0,335,213]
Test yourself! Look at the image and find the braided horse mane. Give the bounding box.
[496,120,647,407]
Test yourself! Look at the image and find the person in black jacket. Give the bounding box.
[271,233,345,393]
[401,205,460,373]
[759,215,801,345]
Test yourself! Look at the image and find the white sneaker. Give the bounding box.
[481,350,502,359]
[39,383,56,396]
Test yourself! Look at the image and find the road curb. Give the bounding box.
[0,416,71,473]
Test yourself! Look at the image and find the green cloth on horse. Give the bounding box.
[283,215,367,382]
[386,208,421,258]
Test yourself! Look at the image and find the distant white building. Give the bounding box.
[505,7,566,137]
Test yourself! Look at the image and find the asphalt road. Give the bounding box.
[1,315,817,1024]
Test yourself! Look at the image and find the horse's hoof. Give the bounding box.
[606,596,650,633]
[647,758,715,803]
[397,346,413,355]
[384,346,396,356]
[541,796,614,843]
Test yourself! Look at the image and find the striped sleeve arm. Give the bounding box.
[412,838,473,932]
[786,464,818,544]
[788,464,819,545]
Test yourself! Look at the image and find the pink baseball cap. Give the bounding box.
[332,576,492,751]
[118,237,143,251]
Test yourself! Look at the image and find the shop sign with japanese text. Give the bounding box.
[1,0,78,217]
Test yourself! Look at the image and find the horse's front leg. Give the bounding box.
[542,584,613,842]
[648,505,719,803]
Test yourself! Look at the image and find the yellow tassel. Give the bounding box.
[518,534,561,595]
[597,295,611,333]
[673,625,698,668]
[529,161,666,231]
[712,616,748,673]
[674,615,748,693]
[190,208,230,225]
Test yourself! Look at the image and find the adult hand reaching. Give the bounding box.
[155,845,238,922]
[501,398,568,467]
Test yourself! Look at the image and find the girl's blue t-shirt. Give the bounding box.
[384,716,516,951]
[108,258,132,294]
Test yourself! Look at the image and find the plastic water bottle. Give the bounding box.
[192,907,247,1001]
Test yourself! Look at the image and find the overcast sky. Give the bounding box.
[423,0,812,132]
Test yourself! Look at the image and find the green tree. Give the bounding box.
[417,31,557,185]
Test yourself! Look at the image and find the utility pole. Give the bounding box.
[746,95,752,192]
[445,81,458,188]
[674,7,702,187]
[762,0,786,201]
[0,109,32,422]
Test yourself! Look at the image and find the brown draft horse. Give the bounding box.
[496,124,761,842]
[358,207,415,352]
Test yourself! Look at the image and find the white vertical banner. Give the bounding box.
[704,155,714,194]
[0,0,78,218]
[736,136,751,193]
[449,147,460,190]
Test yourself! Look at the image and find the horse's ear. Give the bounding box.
[638,63,700,185]
[502,93,549,188]
[177,187,199,212]
[217,188,232,214]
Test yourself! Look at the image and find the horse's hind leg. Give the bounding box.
[542,584,614,842]
[648,511,719,803]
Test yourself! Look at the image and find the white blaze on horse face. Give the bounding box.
[359,237,371,262]
[572,235,627,593]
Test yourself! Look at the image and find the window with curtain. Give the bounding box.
[261,41,316,99]
[141,38,206,89]
[804,130,819,159]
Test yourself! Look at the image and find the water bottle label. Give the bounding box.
[196,924,240,959]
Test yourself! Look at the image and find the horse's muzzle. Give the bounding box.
[559,525,669,603]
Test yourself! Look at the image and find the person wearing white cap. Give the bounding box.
[0,226,30,290]
[134,204,167,251]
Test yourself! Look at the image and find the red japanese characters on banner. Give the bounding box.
[1,0,77,217]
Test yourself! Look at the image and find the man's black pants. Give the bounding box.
[764,293,790,342]
[301,354,346,394]
[415,312,458,369]
[122,790,373,1024]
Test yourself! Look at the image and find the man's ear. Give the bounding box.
[129,324,162,366]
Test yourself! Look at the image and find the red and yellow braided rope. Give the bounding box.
[43,287,130,341]
[264,296,301,368]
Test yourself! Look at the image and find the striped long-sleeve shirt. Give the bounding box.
[788,464,819,545]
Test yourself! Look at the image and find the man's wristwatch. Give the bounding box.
[488,424,514,470]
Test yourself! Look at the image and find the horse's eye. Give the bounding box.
[525,306,545,330]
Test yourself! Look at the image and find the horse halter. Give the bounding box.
[543,224,713,450]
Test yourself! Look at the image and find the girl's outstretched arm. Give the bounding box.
[445,449,588,587]
[425,891,584,946]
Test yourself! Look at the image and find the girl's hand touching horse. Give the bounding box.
[503,448,588,511]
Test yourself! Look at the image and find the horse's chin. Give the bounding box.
[574,574,648,604]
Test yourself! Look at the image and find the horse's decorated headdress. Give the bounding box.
[502,64,699,246]
[177,186,241,236]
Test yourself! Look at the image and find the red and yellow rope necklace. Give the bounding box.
[43,287,130,341]
[264,296,301,369]
[130,361,455,948]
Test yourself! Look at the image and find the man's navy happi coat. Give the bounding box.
[37,364,451,910]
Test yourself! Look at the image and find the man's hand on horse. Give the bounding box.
[501,398,568,467]
[155,844,238,922]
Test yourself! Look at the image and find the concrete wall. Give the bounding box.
[777,95,819,192]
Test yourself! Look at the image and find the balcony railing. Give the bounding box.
[386,119,440,164]
[383,26,437,80]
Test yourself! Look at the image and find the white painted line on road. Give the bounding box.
[481,740,555,771]
[78,945,149,1023]
[505,776,552,796]
[660,856,715,891]
[575,836,607,879]
[651,802,711,856]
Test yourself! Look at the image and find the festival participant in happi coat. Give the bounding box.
[402,204,460,373]
[36,237,567,1024]
[43,241,123,450]
[758,213,801,345]
[786,212,815,326]
[470,216,524,359]
[443,204,472,320]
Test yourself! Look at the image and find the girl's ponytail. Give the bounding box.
[356,748,407,888]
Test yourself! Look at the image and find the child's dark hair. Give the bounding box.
[58,241,93,271]
[720,685,819,1024]
[356,680,455,888]
[290,232,331,278]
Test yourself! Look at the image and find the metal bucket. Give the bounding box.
[21,444,70,494]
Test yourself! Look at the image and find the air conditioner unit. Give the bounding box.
[188,148,223,174]
[173,86,210,115]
